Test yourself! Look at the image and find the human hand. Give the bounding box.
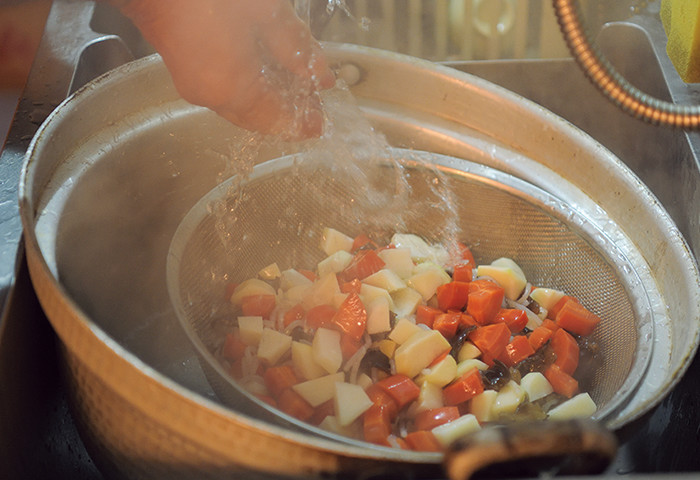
[115,0,335,139]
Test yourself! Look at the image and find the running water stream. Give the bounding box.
[210,0,463,265]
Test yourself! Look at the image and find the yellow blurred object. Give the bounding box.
[661,0,700,83]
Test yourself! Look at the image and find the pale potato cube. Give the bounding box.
[291,341,326,380]
[416,354,457,387]
[320,227,354,255]
[359,283,393,309]
[391,233,449,266]
[280,269,312,291]
[284,283,312,304]
[378,339,397,358]
[470,390,498,423]
[492,380,526,416]
[318,415,359,437]
[257,328,292,366]
[491,258,526,280]
[302,273,340,309]
[520,372,553,402]
[529,287,566,311]
[407,265,451,301]
[335,382,373,426]
[414,381,444,413]
[456,358,489,377]
[317,250,353,277]
[547,393,597,420]
[366,296,391,334]
[230,278,276,304]
[391,287,423,318]
[378,247,414,279]
[292,372,345,407]
[258,262,281,280]
[394,329,451,378]
[363,269,407,292]
[357,373,373,390]
[457,341,481,362]
[237,316,264,346]
[388,318,423,344]
[331,292,349,309]
[312,327,343,374]
[390,233,434,262]
[476,261,526,301]
[432,414,481,447]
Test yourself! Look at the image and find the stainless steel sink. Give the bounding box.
[1,1,699,478]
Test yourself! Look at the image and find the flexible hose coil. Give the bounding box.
[553,0,700,129]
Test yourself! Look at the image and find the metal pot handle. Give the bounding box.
[25,0,134,124]
[442,419,618,480]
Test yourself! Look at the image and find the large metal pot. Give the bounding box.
[19,40,700,478]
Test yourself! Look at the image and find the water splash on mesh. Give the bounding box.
[209,83,463,268]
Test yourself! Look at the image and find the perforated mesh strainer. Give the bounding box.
[166,148,653,443]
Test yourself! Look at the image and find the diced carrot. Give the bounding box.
[277,388,315,421]
[333,292,367,341]
[308,399,335,426]
[283,303,305,327]
[551,328,579,375]
[365,384,399,420]
[352,233,376,252]
[528,325,553,351]
[460,314,477,327]
[363,404,393,446]
[467,280,505,325]
[436,281,471,311]
[340,278,362,294]
[395,436,410,450]
[494,308,528,333]
[546,295,579,320]
[340,249,386,282]
[299,269,317,282]
[416,305,442,328]
[306,304,337,330]
[443,368,484,405]
[452,261,473,283]
[414,406,460,431]
[433,311,461,340]
[264,365,299,397]
[542,318,560,332]
[241,294,276,318]
[501,335,535,367]
[374,375,421,410]
[404,431,443,452]
[340,334,363,361]
[544,364,579,398]
[468,322,511,366]
[222,332,247,361]
[556,301,601,337]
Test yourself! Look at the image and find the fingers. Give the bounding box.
[120,0,334,139]
[253,0,336,90]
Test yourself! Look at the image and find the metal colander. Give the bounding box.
[166,147,653,445]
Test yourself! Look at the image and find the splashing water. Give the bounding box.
[206,0,464,267]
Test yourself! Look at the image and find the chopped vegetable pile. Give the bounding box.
[218,228,602,451]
